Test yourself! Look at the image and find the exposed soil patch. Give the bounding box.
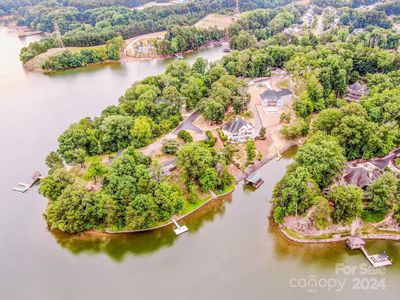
[194,13,239,30]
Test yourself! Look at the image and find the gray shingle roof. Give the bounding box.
[260,89,292,102]
[343,167,378,188]
[347,81,369,94]
[223,118,251,134]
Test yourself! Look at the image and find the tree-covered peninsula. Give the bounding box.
[39,58,250,233]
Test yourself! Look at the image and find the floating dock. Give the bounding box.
[346,236,392,268]
[172,219,188,235]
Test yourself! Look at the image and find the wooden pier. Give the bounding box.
[347,236,392,268]
[13,171,42,193]
[17,31,42,38]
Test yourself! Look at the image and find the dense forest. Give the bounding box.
[0,0,163,15]
[312,0,382,8]
[42,36,123,70]
[271,42,400,226]
[154,26,224,55]
[228,5,302,43]
[16,0,300,63]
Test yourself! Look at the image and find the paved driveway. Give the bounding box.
[172,111,203,134]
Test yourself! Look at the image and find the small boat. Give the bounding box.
[175,53,184,59]
[223,48,232,53]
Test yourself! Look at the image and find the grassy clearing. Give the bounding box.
[361,209,387,223]
[195,13,239,30]
[215,182,235,195]
[285,227,338,240]
[276,78,290,90]
[181,195,212,215]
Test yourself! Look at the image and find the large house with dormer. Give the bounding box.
[324,146,400,194]
[222,118,257,143]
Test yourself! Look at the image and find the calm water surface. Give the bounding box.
[0,26,399,300]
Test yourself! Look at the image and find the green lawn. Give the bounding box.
[181,194,212,215]
[361,209,386,223]
[214,183,235,195]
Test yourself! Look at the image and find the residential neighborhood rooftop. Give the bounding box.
[344,81,369,101]
[223,118,251,134]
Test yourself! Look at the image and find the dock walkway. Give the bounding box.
[360,246,392,268]
[13,172,42,193]
[347,236,392,268]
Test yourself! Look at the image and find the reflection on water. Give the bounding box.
[52,194,232,261]
[269,219,348,268]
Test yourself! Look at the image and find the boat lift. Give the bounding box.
[172,218,188,235]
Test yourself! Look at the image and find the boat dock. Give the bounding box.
[13,171,42,193]
[172,218,188,235]
[346,236,392,268]
[245,172,264,189]
[17,31,42,38]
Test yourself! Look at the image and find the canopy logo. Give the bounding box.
[289,263,386,293]
[289,275,346,293]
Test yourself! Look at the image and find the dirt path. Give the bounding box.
[195,13,239,30]
[313,13,324,36]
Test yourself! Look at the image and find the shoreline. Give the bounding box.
[37,60,121,73]
[103,186,234,234]
[69,144,300,236]
[25,40,226,73]
[278,224,400,244]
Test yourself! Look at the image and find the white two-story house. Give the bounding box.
[222,118,257,143]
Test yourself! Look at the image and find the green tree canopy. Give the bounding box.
[367,172,399,214]
[328,185,363,224]
[295,132,345,188]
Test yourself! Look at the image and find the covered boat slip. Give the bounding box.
[245,173,264,189]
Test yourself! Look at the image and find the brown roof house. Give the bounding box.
[344,81,369,102]
[222,118,257,143]
[341,166,381,189]
[336,146,400,189]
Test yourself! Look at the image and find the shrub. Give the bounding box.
[280,112,291,124]
[177,130,193,143]
[281,118,309,139]
[204,130,216,147]
[162,138,179,154]
[217,129,228,141]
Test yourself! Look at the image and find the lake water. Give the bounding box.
[1,26,399,299]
